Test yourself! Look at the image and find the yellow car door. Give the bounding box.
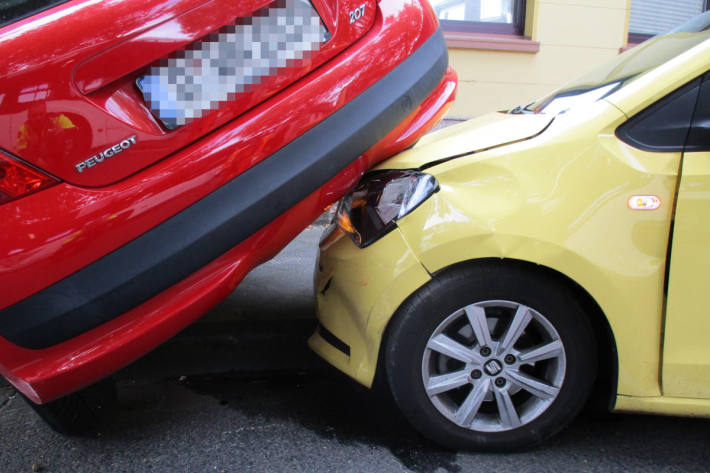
[664,72,710,399]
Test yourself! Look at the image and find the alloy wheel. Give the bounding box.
[421,300,566,432]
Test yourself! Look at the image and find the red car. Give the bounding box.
[0,0,456,431]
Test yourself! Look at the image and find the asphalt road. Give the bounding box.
[2,224,710,473]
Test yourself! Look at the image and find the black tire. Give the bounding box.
[21,378,117,436]
[385,262,597,451]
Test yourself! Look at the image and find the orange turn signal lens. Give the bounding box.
[336,207,357,234]
[627,195,661,210]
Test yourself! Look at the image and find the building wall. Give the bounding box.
[447,0,631,118]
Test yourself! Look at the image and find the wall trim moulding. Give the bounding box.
[443,32,540,53]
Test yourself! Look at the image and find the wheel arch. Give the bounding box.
[376,257,619,412]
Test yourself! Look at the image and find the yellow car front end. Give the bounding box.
[310,224,430,387]
[310,16,710,450]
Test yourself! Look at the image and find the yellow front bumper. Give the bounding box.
[308,226,431,387]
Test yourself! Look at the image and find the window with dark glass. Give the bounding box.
[1,0,70,28]
[430,0,526,35]
[616,78,700,153]
[628,0,710,44]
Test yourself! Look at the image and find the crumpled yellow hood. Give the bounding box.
[375,112,554,170]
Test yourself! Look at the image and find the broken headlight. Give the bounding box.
[335,170,438,248]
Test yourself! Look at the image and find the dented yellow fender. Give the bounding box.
[396,101,676,399]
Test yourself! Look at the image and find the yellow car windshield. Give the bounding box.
[525,11,710,115]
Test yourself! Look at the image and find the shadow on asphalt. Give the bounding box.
[96,318,462,473]
[82,316,710,473]
[183,371,462,473]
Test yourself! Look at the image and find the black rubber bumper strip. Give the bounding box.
[0,29,449,349]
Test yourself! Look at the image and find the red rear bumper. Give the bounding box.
[0,0,456,403]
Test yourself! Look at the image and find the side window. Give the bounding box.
[686,72,710,151]
[616,78,701,152]
[1,1,70,28]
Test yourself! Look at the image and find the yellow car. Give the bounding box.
[309,13,710,450]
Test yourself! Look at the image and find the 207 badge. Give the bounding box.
[349,3,366,24]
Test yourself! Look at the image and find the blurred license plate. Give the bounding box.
[137,0,329,129]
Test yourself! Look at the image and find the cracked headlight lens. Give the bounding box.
[336,170,438,248]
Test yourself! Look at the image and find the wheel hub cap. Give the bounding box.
[483,359,503,376]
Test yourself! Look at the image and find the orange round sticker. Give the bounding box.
[627,195,661,210]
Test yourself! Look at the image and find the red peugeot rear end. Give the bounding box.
[0,0,456,427]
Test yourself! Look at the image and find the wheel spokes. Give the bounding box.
[455,378,490,426]
[497,305,532,355]
[427,334,480,364]
[465,305,492,348]
[494,388,522,428]
[506,370,559,400]
[421,299,567,433]
[425,370,471,396]
[518,340,563,365]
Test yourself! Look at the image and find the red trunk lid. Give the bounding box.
[0,0,375,186]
